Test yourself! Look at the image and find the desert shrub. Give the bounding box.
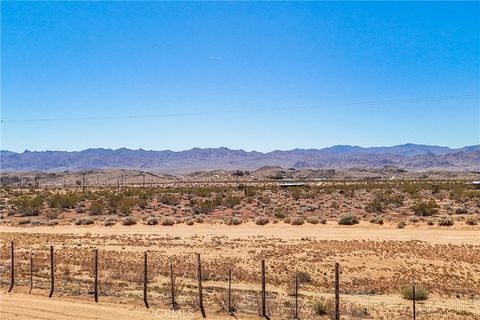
[290,216,305,225]
[224,216,243,226]
[89,200,105,215]
[18,218,31,225]
[13,195,44,216]
[465,216,478,225]
[338,214,359,225]
[223,196,242,208]
[214,291,242,312]
[402,184,419,196]
[438,216,454,226]
[408,216,419,223]
[397,221,406,229]
[195,215,204,223]
[185,218,194,225]
[313,298,334,316]
[82,217,94,225]
[146,216,158,225]
[274,209,287,219]
[369,216,384,225]
[46,220,58,226]
[104,220,116,226]
[426,219,435,226]
[255,215,270,225]
[158,194,180,206]
[161,217,175,226]
[401,286,428,301]
[411,200,439,216]
[47,193,79,209]
[297,271,312,283]
[455,208,468,215]
[365,199,384,213]
[122,216,137,226]
[306,216,320,224]
[46,211,59,220]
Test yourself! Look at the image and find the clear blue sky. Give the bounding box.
[1,1,479,152]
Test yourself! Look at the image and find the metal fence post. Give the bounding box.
[170,262,177,311]
[29,251,33,294]
[294,273,299,319]
[94,249,99,302]
[8,241,14,292]
[335,263,340,320]
[228,269,233,315]
[196,253,206,318]
[143,252,149,308]
[49,245,54,298]
[261,259,267,318]
[413,280,416,320]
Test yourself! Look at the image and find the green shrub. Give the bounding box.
[411,200,439,216]
[338,214,359,225]
[89,200,105,215]
[401,287,428,301]
[13,195,44,216]
[47,193,79,209]
[365,199,384,213]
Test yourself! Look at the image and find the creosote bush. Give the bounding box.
[290,216,305,225]
[401,286,428,301]
[255,215,269,225]
[438,216,454,226]
[122,216,137,226]
[338,214,359,225]
[161,217,175,226]
[411,199,439,216]
[465,216,478,225]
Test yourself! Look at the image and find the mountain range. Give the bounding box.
[1,144,479,173]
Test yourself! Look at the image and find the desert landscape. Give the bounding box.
[1,170,479,319]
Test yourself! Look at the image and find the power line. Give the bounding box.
[1,94,478,123]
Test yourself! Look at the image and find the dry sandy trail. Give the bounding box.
[1,223,479,245]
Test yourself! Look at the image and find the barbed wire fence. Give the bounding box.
[1,241,479,319]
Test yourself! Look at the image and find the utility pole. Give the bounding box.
[82,172,86,193]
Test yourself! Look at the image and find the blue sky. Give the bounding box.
[1,1,479,152]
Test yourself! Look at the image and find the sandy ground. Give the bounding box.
[1,222,479,245]
[0,292,213,320]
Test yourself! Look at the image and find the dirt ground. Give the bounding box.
[1,223,479,320]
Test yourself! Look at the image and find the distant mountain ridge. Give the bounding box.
[1,144,479,173]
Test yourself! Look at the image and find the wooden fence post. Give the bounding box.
[196,253,206,318]
[170,262,177,311]
[29,251,33,294]
[8,241,14,292]
[49,245,54,298]
[143,252,149,308]
[94,249,98,302]
[261,259,267,318]
[335,263,340,320]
